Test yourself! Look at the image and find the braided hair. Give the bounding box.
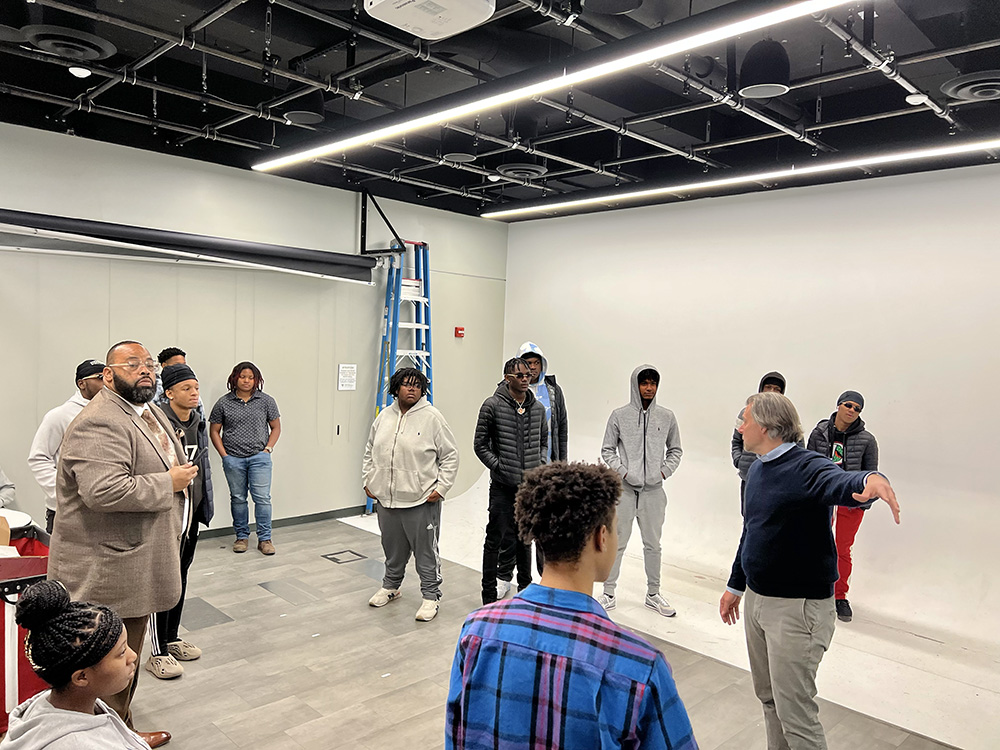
[15,581,123,689]
[503,357,528,375]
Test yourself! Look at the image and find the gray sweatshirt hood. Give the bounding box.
[630,364,660,411]
[3,691,149,750]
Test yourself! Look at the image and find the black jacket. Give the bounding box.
[807,413,878,474]
[732,371,788,480]
[156,396,215,526]
[474,383,548,487]
[544,374,569,462]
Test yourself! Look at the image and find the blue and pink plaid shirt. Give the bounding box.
[446,584,698,750]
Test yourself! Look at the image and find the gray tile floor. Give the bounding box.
[132,520,957,750]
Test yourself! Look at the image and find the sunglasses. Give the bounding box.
[841,403,862,413]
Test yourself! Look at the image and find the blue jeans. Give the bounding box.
[222,452,273,541]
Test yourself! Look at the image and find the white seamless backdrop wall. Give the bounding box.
[504,163,1000,650]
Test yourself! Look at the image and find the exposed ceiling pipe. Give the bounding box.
[0,82,268,150]
[0,46,319,131]
[53,0,250,119]
[27,0,392,108]
[813,11,964,131]
[315,157,493,202]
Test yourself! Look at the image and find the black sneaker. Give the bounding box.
[836,599,853,622]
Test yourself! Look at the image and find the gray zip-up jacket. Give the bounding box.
[601,365,682,491]
[363,397,459,508]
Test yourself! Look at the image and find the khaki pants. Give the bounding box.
[744,588,836,750]
[103,615,147,729]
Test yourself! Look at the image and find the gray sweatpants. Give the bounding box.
[603,485,667,597]
[376,500,443,601]
[744,588,836,750]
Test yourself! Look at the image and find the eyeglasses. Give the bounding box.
[108,360,161,374]
[508,372,531,380]
[841,402,862,413]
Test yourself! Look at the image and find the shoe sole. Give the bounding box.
[645,601,676,617]
[415,608,439,622]
[601,600,616,611]
[144,663,183,680]
[837,615,852,622]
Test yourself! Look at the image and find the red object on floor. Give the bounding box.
[834,505,865,600]
[1,529,50,734]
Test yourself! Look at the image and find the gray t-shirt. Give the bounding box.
[209,391,280,458]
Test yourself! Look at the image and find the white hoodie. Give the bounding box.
[362,397,459,508]
[0,691,150,750]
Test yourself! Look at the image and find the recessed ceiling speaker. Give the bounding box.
[22,24,117,61]
[441,128,477,163]
[283,90,326,125]
[940,71,1000,102]
[496,162,547,180]
[364,0,495,41]
[738,39,790,99]
[585,0,643,14]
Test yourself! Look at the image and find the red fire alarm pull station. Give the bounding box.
[454,327,465,338]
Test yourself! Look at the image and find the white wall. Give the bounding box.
[504,164,1000,648]
[0,123,508,529]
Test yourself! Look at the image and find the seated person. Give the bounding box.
[1,580,149,750]
[446,461,698,750]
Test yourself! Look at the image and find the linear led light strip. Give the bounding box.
[479,137,1000,219]
[253,0,853,172]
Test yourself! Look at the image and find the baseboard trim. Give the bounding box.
[200,505,367,539]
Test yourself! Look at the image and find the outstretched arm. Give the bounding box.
[852,472,900,524]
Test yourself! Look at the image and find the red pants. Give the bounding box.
[833,506,865,600]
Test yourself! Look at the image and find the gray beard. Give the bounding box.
[112,371,156,405]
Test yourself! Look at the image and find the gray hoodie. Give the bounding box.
[601,365,683,491]
[0,691,150,750]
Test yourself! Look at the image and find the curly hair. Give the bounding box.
[16,581,123,689]
[516,462,621,564]
[227,361,263,393]
[389,367,428,398]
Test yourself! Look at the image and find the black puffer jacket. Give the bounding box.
[474,383,548,487]
[807,413,878,473]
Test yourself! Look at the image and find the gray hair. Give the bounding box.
[747,392,803,444]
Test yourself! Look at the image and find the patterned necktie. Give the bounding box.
[141,409,177,468]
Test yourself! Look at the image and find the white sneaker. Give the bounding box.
[645,593,676,617]
[496,579,512,599]
[415,599,439,622]
[597,593,616,611]
[145,654,184,679]
[368,588,401,607]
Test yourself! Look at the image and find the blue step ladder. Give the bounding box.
[368,240,434,514]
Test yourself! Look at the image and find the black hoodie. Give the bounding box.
[731,371,788,480]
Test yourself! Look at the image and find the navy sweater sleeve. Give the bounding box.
[727,447,877,598]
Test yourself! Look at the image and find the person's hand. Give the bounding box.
[426,490,443,503]
[853,473,901,524]
[363,486,378,501]
[720,590,742,625]
[169,463,199,493]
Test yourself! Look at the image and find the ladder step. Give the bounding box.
[397,322,430,330]
[401,295,429,304]
[397,350,430,358]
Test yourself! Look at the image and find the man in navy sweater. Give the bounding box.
[719,392,899,750]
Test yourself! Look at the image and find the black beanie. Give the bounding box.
[161,364,197,391]
[837,390,865,410]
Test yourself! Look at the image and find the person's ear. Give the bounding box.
[595,524,609,554]
[69,668,90,688]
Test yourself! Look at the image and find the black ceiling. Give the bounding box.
[2,0,999,220]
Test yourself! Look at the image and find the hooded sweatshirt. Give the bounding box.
[0,691,150,750]
[363,396,459,509]
[515,342,568,462]
[731,371,787,480]
[601,365,682,491]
